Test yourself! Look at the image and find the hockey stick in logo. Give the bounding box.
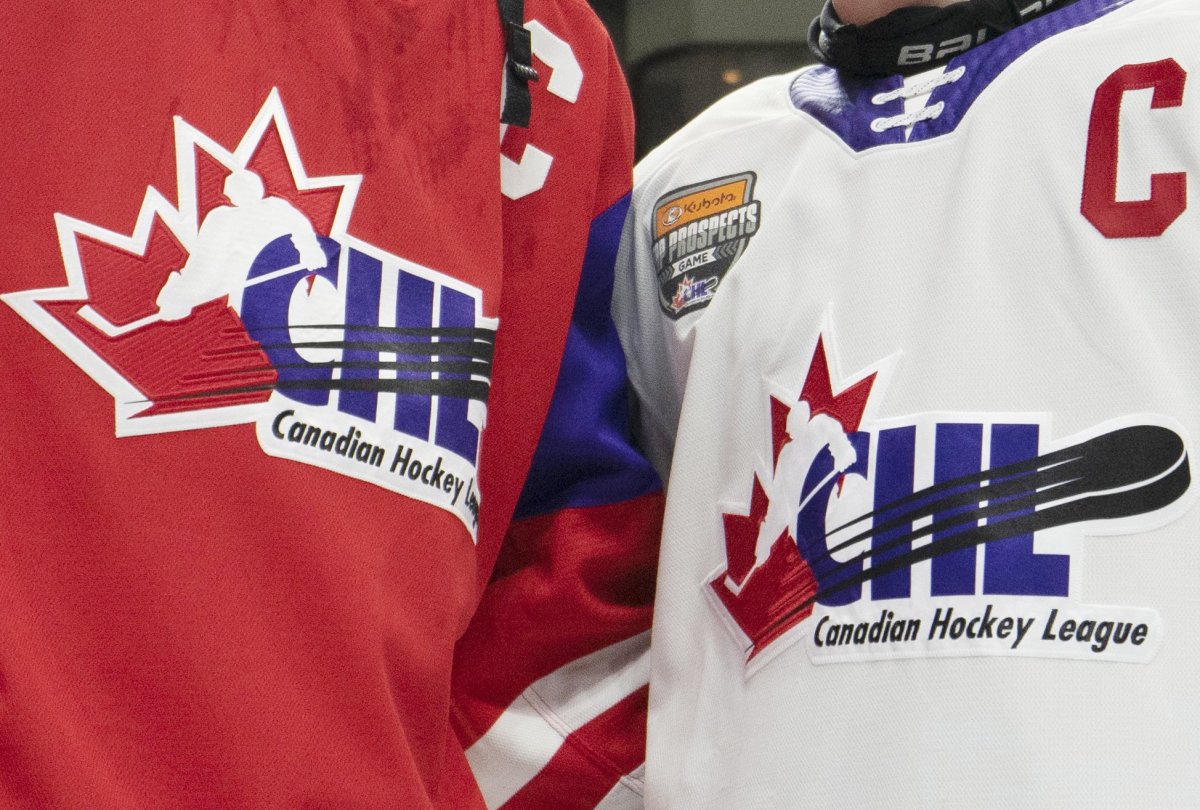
[757,424,1190,642]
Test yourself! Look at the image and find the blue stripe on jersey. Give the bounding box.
[791,0,1136,152]
[514,194,663,521]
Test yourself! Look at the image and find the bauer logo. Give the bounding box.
[651,172,760,319]
[707,326,1191,673]
[3,90,494,539]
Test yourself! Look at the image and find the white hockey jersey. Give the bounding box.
[614,0,1200,806]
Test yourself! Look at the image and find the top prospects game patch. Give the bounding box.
[652,172,760,319]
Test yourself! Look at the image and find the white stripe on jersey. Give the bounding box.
[466,632,650,808]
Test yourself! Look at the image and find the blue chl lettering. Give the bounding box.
[338,249,385,422]
[242,238,487,463]
[872,426,916,600]
[983,423,1070,596]
[805,432,870,608]
[931,423,984,596]
[392,270,435,440]
[799,420,1072,605]
[436,287,480,463]
[242,235,341,407]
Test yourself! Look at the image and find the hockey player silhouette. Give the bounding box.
[731,398,857,591]
[156,169,327,321]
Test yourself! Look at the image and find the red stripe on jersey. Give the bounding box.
[453,494,662,744]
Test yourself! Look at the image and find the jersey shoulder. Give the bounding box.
[635,71,802,186]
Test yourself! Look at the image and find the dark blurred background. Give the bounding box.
[585,0,823,157]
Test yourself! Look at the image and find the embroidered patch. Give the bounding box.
[651,172,760,319]
[707,326,1191,674]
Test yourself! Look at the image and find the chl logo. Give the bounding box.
[3,91,495,538]
[710,330,1190,669]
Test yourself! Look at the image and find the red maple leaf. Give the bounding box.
[45,167,280,415]
[39,127,347,418]
[770,395,791,468]
[196,147,234,225]
[801,336,874,433]
[712,332,875,661]
[714,474,820,660]
[46,297,276,417]
[671,276,693,312]
[711,530,820,661]
[72,217,187,327]
[13,92,357,426]
[247,121,341,236]
[722,475,770,587]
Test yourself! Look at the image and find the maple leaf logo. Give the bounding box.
[671,276,696,312]
[6,89,501,538]
[670,274,718,313]
[3,89,359,435]
[710,335,877,662]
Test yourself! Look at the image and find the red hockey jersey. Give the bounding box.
[0,1,660,807]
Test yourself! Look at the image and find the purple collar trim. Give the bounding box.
[790,0,1138,151]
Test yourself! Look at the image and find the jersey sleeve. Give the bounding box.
[611,171,692,484]
[612,74,791,486]
[450,5,664,808]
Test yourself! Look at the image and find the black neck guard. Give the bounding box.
[808,0,1081,77]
